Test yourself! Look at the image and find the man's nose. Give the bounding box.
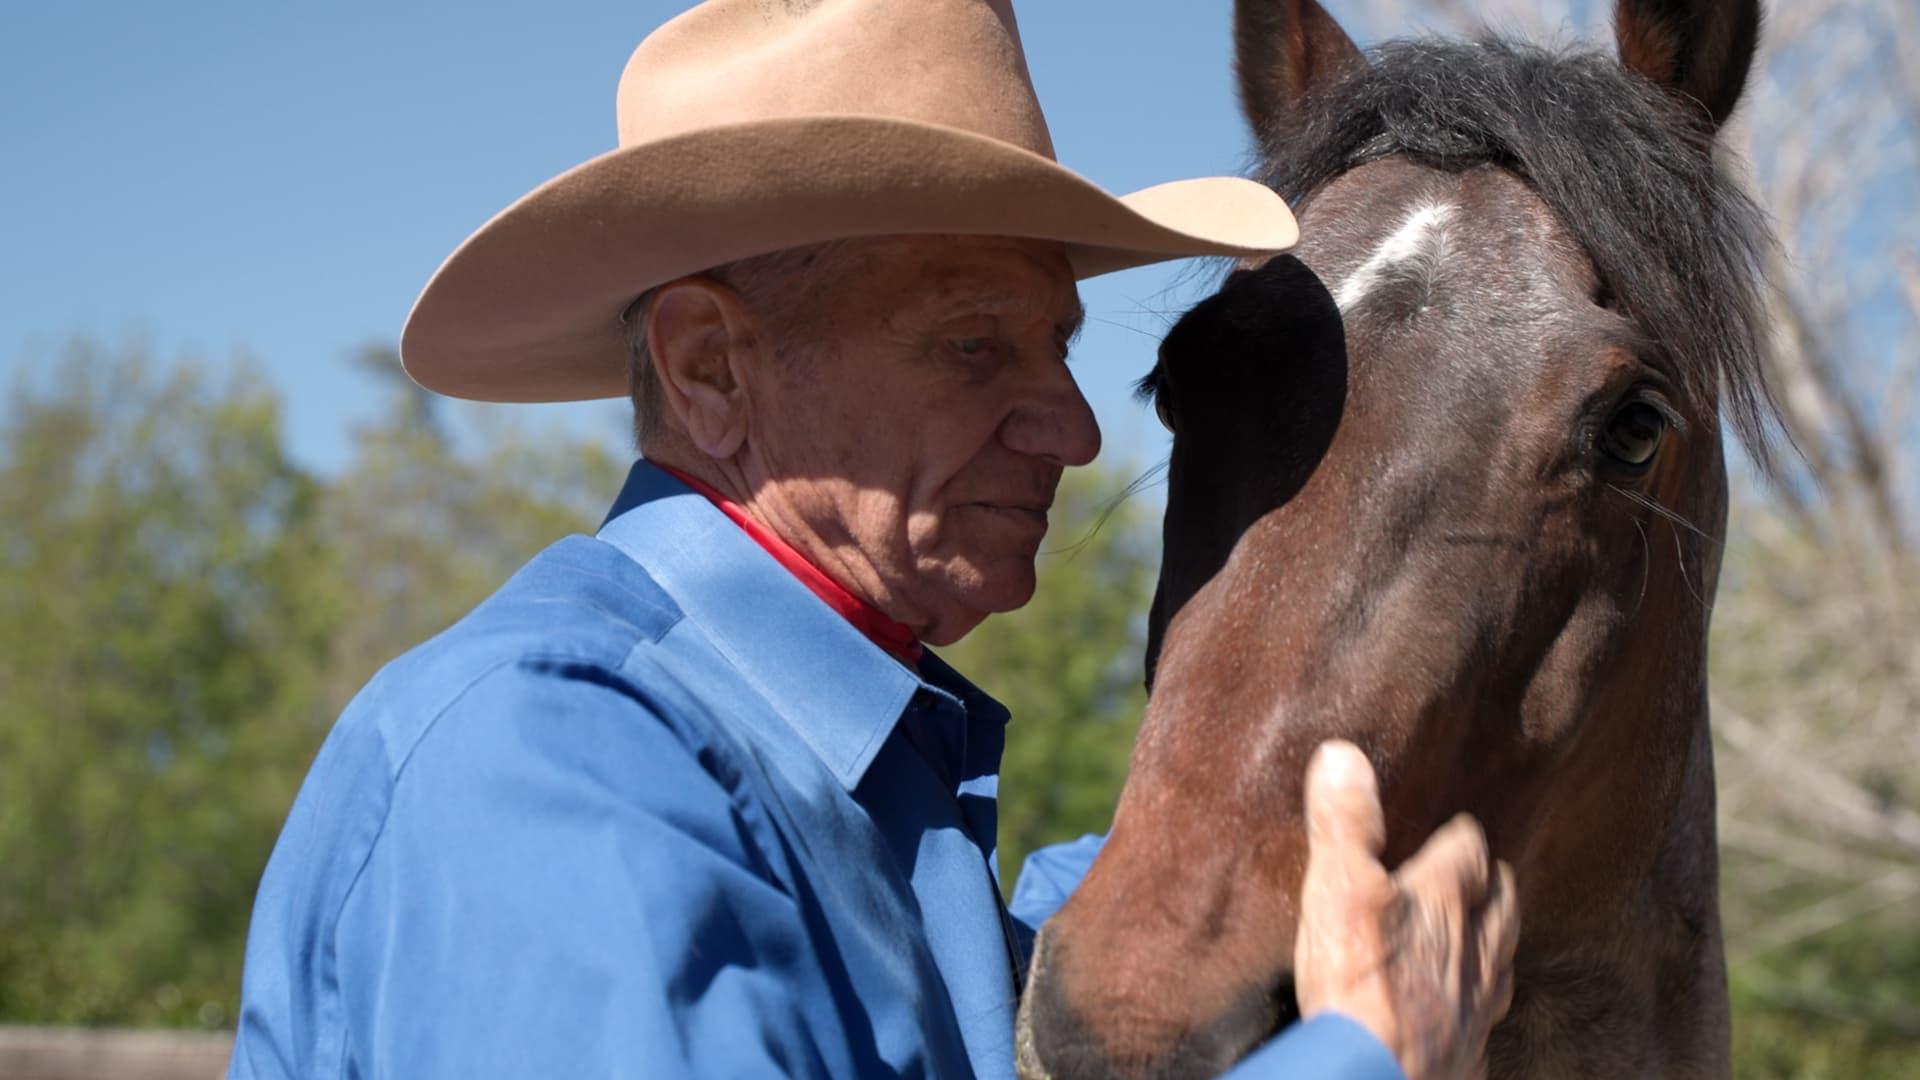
[1001,364,1102,466]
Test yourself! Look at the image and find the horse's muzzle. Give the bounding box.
[1017,925,1296,1080]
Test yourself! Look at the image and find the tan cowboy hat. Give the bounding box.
[401,0,1299,403]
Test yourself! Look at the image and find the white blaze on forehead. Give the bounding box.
[1333,201,1456,313]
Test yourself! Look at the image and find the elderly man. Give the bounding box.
[231,2,1515,1078]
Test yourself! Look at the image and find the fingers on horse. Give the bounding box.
[1481,861,1520,1020]
[1302,741,1396,929]
[1394,813,1493,912]
[1304,739,1387,855]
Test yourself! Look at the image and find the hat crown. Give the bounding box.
[619,0,1056,158]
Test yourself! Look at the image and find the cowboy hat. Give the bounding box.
[401,0,1299,403]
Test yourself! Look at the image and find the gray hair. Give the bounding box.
[622,240,853,450]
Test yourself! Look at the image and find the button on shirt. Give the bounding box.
[229,461,1402,1078]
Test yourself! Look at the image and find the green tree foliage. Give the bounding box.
[0,343,332,1026]
[0,341,623,1028]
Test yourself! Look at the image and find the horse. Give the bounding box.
[1016,0,1775,1075]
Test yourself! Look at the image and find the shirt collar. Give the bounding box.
[651,463,924,665]
[599,460,962,790]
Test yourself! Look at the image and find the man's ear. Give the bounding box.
[645,277,760,459]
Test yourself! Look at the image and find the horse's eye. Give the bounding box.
[1154,391,1175,433]
[1600,400,1666,469]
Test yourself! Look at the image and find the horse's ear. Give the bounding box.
[1613,0,1762,130]
[1235,0,1367,144]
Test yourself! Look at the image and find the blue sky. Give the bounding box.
[3,1,1368,477]
[9,2,1911,494]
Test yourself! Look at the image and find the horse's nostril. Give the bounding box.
[1021,929,1293,1080]
[1020,931,1159,1080]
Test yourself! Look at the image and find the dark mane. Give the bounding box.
[1252,38,1780,471]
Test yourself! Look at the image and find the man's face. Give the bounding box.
[741,234,1098,645]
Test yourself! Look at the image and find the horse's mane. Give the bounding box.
[1253,39,1779,470]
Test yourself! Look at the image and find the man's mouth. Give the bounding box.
[974,502,1051,529]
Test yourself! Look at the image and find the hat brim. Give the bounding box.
[401,114,1298,403]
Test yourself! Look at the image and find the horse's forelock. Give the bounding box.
[1255,38,1781,475]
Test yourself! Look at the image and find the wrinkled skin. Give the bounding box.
[1018,1,1766,1076]
[644,234,1096,645]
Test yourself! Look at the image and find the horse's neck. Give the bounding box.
[1492,715,1731,1079]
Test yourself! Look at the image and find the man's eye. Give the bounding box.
[952,337,995,357]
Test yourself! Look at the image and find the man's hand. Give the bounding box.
[1292,741,1519,1080]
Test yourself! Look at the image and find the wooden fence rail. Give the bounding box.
[0,1027,230,1080]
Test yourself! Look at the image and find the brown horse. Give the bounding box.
[1018,0,1775,1076]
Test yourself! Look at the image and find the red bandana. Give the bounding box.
[659,465,924,666]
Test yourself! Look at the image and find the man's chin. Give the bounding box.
[919,563,1038,646]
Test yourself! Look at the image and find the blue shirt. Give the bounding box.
[230,461,1401,1078]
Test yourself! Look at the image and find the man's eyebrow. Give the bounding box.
[950,291,1086,341]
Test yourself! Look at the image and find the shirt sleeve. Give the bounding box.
[1008,832,1106,933]
[1224,1013,1406,1080]
[324,661,866,1079]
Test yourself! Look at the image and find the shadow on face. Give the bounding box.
[1140,254,1348,687]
